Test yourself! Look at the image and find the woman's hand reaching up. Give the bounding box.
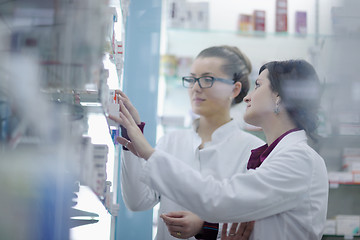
[108,92,154,160]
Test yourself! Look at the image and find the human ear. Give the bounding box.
[276,94,282,104]
[232,82,242,98]
[274,94,281,114]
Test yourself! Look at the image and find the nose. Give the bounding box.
[192,80,202,91]
[243,94,250,103]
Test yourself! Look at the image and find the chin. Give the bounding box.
[244,114,257,127]
[243,114,251,124]
[191,108,203,116]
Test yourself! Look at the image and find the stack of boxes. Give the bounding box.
[343,147,360,184]
[328,146,360,185]
[338,112,360,136]
[325,216,360,237]
[80,132,119,216]
[336,215,360,237]
[79,136,108,197]
[238,10,266,35]
[92,143,109,196]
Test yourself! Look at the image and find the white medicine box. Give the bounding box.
[167,0,187,28]
[184,2,209,30]
[167,0,209,30]
[336,215,360,236]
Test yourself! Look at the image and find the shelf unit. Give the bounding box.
[0,0,125,239]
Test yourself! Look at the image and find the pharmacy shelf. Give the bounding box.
[164,27,319,70]
[167,27,335,38]
[317,135,360,147]
[322,235,360,240]
[329,182,360,186]
[80,101,118,214]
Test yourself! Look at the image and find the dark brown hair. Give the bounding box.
[260,60,321,140]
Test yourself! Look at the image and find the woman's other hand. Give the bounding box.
[160,211,204,239]
[221,222,254,240]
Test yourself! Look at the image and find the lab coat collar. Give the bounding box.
[247,128,301,169]
[191,118,239,146]
[265,130,308,159]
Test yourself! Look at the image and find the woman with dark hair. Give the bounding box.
[113,46,264,240]
[111,59,329,240]
[258,60,321,140]
[111,59,328,240]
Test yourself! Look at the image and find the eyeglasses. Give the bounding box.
[182,76,235,89]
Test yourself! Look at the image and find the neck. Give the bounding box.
[197,114,232,142]
[261,114,297,145]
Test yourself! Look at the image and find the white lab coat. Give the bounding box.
[140,130,329,240]
[121,119,265,240]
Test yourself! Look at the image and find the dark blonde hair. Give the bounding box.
[196,46,252,105]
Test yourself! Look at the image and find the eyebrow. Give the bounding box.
[190,72,214,76]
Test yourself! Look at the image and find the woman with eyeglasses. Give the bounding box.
[111,46,265,240]
[110,59,329,240]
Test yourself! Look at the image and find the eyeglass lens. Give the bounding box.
[183,76,214,88]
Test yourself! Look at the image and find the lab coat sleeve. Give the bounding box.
[140,147,313,223]
[120,150,160,211]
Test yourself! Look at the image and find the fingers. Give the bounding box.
[241,221,254,239]
[237,222,247,236]
[162,218,188,239]
[116,136,129,146]
[115,90,128,100]
[160,214,183,226]
[160,214,173,225]
[228,222,239,237]
[117,92,131,108]
[221,222,255,240]
[116,136,131,150]
[108,111,132,133]
[162,211,205,239]
[167,225,183,232]
[107,99,132,125]
[161,214,184,239]
[118,100,137,127]
[108,111,136,154]
[108,92,139,130]
[170,230,185,239]
[162,211,186,218]
[221,223,229,239]
[221,222,247,240]
[108,113,125,126]
[115,90,141,124]
[115,137,140,156]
